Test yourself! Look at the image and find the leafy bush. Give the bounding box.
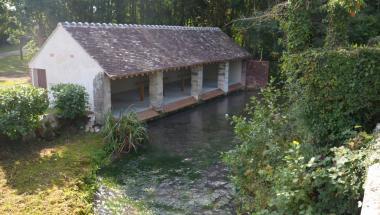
[225,87,378,214]
[224,47,380,214]
[282,47,380,145]
[263,132,376,215]
[101,112,148,161]
[0,85,48,139]
[223,85,294,212]
[51,83,89,120]
[368,36,380,47]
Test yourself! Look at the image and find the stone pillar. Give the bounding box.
[93,73,111,123]
[149,72,164,110]
[191,65,203,100]
[218,62,229,93]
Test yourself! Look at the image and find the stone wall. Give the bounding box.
[361,124,380,215]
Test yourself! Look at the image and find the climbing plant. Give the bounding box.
[279,0,313,53]
[325,0,365,48]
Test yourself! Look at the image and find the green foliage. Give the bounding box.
[24,39,39,61]
[279,0,313,53]
[225,85,379,214]
[101,112,149,161]
[282,47,380,145]
[325,3,350,48]
[0,85,48,139]
[263,132,376,215]
[225,47,380,213]
[51,83,89,120]
[349,6,380,45]
[223,85,294,212]
[0,1,9,44]
[368,36,380,47]
[325,0,365,48]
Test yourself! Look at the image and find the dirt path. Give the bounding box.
[0,50,19,59]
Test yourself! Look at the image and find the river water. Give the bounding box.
[95,91,256,215]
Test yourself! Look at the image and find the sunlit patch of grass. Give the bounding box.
[0,133,104,214]
[0,78,30,88]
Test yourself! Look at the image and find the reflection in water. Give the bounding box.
[96,91,257,215]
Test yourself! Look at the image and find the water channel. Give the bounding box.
[95,91,257,215]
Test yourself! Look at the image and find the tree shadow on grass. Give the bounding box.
[0,133,103,194]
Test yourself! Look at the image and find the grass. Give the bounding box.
[0,133,105,214]
[0,55,27,75]
[0,55,29,88]
[0,78,30,88]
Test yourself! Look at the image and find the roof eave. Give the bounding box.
[105,55,252,80]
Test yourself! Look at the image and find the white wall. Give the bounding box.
[229,60,242,84]
[29,25,104,110]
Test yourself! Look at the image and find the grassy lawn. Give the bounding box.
[0,55,29,88]
[0,133,104,214]
[0,78,30,88]
[0,55,27,76]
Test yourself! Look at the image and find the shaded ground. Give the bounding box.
[0,44,18,54]
[0,133,104,214]
[95,91,257,215]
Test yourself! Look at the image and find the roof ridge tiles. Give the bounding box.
[59,21,220,31]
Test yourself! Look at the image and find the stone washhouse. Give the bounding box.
[29,22,251,122]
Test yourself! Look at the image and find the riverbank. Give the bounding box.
[95,91,256,214]
[0,133,103,214]
[0,91,256,214]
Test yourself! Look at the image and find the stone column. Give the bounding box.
[149,72,164,110]
[191,65,203,100]
[218,62,229,93]
[93,73,111,123]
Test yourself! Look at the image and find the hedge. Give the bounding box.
[282,47,380,145]
[0,85,48,139]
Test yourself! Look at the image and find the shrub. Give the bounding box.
[223,85,294,212]
[368,36,380,47]
[0,85,48,139]
[51,83,89,120]
[264,131,376,215]
[282,47,380,145]
[101,112,148,161]
[225,47,380,214]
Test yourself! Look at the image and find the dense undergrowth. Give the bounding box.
[224,47,380,214]
[224,1,380,213]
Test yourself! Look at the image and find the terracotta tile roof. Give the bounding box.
[60,22,251,78]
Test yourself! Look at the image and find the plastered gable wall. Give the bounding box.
[29,25,104,110]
